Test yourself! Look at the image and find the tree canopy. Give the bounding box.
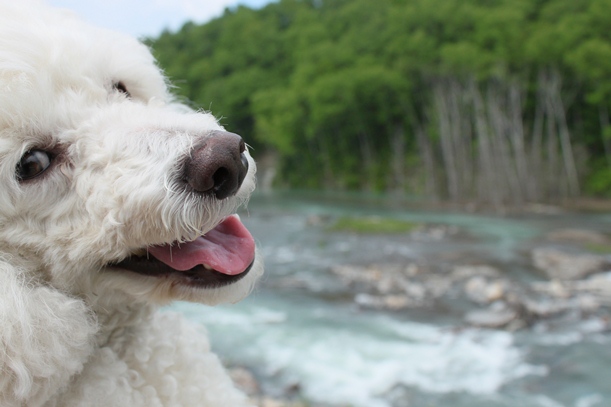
[149,0,611,205]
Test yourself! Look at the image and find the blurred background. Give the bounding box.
[52,0,611,406]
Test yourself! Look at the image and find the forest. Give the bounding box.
[148,0,611,207]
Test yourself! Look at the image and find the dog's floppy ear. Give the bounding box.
[0,261,97,406]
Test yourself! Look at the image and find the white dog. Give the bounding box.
[0,1,263,406]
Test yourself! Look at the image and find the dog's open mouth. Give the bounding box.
[110,215,255,288]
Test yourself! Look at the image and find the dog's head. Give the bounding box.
[0,2,263,309]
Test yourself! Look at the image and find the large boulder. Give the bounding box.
[532,248,607,280]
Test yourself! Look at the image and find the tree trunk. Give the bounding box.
[471,80,503,209]
[508,81,530,203]
[357,130,375,191]
[448,79,473,199]
[486,82,523,205]
[529,72,545,202]
[415,122,438,199]
[389,124,406,192]
[599,105,611,167]
[548,70,580,196]
[434,81,460,201]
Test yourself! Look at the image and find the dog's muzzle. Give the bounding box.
[107,131,256,288]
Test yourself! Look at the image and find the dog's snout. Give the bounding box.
[184,131,249,199]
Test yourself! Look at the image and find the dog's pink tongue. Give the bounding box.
[147,215,255,275]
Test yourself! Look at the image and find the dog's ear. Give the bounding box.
[0,261,97,406]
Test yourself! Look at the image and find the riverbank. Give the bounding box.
[404,196,611,215]
[563,197,611,213]
[253,188,611,215]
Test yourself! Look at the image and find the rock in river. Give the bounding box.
[532,247,608,280]
[464,303,518,329]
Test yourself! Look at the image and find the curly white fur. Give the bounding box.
[0,1,263,406]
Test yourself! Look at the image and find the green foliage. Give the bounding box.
[585,242,611,254]
[148,0,611,199]
[566,39,611,104]
[585,163,611,197]
[328,216,420,234]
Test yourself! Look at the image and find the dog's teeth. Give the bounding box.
[202,263,213,270]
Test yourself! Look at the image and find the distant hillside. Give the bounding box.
[148,0,611,206]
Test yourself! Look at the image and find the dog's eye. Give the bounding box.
[113,81,131,98]
[16,150,52,180]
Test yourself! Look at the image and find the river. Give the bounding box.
[170,191,611,407]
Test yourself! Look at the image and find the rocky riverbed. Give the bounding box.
[329,227,611,330]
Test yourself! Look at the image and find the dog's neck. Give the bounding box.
[94,301,156,354]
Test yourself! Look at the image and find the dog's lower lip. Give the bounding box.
[107,255,254,288]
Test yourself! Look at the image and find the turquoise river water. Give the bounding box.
[170,191,611,407]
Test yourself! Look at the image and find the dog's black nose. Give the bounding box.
[184,131,249,199]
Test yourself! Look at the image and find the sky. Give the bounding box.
[47,0,274,39]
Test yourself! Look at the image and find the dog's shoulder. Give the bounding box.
[51,311,255,407]
[0,260,96,407]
